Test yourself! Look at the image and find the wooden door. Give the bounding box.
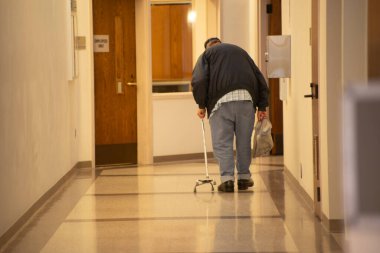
[309,0,321,218]
[93,0,137,166]
[268,0,283,155]
[368,0,380,79]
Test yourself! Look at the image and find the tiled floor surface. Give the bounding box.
[1,156,345,252]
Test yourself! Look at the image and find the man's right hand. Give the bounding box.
[197,109,206,119]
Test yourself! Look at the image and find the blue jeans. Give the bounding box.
[209,101,255,183]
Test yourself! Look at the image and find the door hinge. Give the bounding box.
[317,187,321,202]
[71,0,77,13]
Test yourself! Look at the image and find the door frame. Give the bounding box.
[90,0,153,166]
[134,0,153,165]
[311,0,321,219]
[258,0,270,75]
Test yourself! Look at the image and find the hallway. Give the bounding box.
[2,157,343,253]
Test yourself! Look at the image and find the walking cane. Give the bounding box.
[194,119,217,193]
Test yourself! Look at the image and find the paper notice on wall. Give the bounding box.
[267,35,291,78]
[94,35,109,52]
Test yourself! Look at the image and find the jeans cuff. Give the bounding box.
[221,175,235,183]
[237,173,251,180]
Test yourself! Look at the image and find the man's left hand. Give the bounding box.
[197,109,206,119]
[257,111,267,121]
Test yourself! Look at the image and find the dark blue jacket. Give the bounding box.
[191,43,269,118]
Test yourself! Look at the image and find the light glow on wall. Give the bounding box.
[187,10,197,23]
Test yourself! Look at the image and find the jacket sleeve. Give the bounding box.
[191,54,209,109]
[251,60,269,111]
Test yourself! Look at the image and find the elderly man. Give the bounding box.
[192,37,269,192]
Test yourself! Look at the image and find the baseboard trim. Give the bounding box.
[154,152,214,163]
[283,165,314,210]
[284,166,345,233]
[322,212,345,233]
[0,161,91,248]
[76,160,92,169]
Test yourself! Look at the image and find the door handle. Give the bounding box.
[127,82,137,86]
[304,83,318,99]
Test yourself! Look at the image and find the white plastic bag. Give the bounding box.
[252,118,274,157]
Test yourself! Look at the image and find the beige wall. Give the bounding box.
[320,0,368,220]
[282,0,369,221]
[0,1,81,236]
[77,0,95,164]
[153,94,213,157]
[192,0,208,64]
[207,0,220,39]
[249,1,259,62]
[219,0,259,62]
[319,0,344,219]
[220,0,251,52]
[281,0,314,199]
[282,0,346,220]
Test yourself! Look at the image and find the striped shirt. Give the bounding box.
[210,89,253,118]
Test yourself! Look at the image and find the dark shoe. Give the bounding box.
[218,180,234,192]
[238,178,254,190]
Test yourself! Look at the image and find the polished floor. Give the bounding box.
[1,156,345,252]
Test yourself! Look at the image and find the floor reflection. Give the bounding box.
[1,157,345,253]
[213,193,256,252]
[259,163,344,253]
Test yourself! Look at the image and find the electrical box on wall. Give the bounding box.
[75,36,86,50]
[266,35,291,78]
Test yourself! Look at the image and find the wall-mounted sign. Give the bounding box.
[94,35,109,52]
